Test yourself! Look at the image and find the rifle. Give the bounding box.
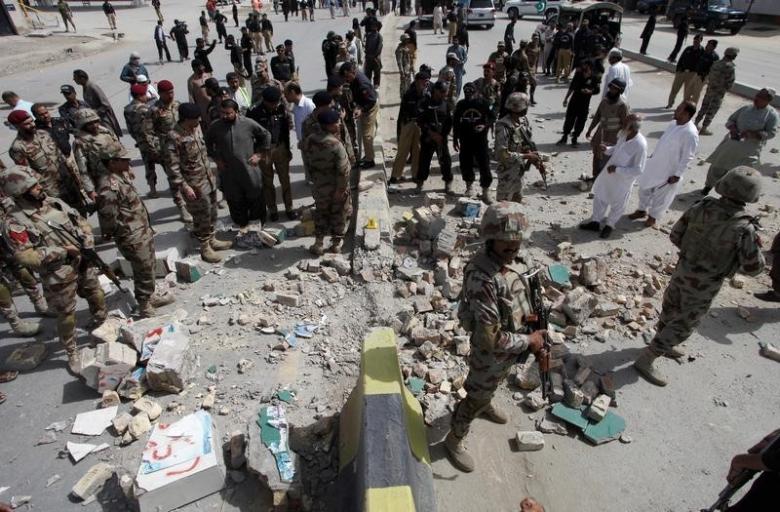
[522,268,551,399]
[515,122,548,189]
[701,469,757,512]
[46,220,129,294]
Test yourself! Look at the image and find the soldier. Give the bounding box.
[634,167,765,387]
[58,84,88,132]
[439,54,458,114]
[510,42,537,105]
[488,41,509,85]
[395,34,413,99]
[251,61,286,106]
[494,93,544,203]
[328,77,360,163]
[499,66,531,118]
[124,83,161,198]
[415,81,453,195]
[0,166,107,373]
[585,78,630,178]
[246,87,295,222]
[149,80,193,223]
[303,109,352,256]
[473,63,501,120]
[32,103,73,159]
[444,202,547,472]
[167,103,232,263]
[695,47,739,136]
[301,91,356,167]
[454,82,495,203]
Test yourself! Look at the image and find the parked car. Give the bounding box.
[636,0,668,14]
[465,0,497,28]
[502,0,562,19]
[544,1,623,42]
[669,0,747,34]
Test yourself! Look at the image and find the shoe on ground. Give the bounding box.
[481,187,493,205]
[148,188,159,199]
[327,238,343,254]
[388,177,400,185]
[150,289,176,308]
[269,212,279,222]
[599,225,613,239]
[644,217,656,228]
[87,313,108,330]
[309,239,325,256]
[200,243,222,263]
[664,103,673,109]
[754,290,780,303]
[11,319,41,337]
[627,210,646,220]
[480,403,508,424]
[700,127,713,136]
[210,237,233,251]
[67,351,82,376]
[700,187,711,196]
[633,348,667,387]
[285,210,299,221]
[444,181,455,196]
[555,136,567,146]
[579,221,601,232]
[414,184,423,194]
[464,183,474,197]
[444,431,475,473]
[360,160,376,169]
[570,138,579,147]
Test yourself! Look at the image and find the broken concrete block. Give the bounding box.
[363,225,381,250]
[456,197,481,217]
[4,342,48,371]
[515,363,541,391]
[562,287,598,325]
[413,296,433,314]
[245,416,297,504]
[91,317,123,344]
[593,302,621,317]
[71,462,114,501]
[417,340,436,360]
[101,390,121,408]
[536,418,568,435]
[759,341,780,363]
[515,431,545,451]
[581,381,599,404]
[455,336,470,356]
[523,391,547,411]
[442,278,462,301]
[427,368,445,385]
[117,367,148,401]
[434,226,460,258]
[128,412,152,440]
[599,372,616,399]
[586,394,611,422]
[439,380,452,394]
[563,383,584,409]
[112,413,133,435]
[145,323,194,394]
[410,326,441,346]
[306,260,321,273]
[550,372,565,403]
[580,257,607,286]
[274,293,301,307]
[412,207,445,240]
[433,261,449,286]
[132,397,162,421]
[94,342,139,393]
[574,366,591,386]
[424,192,446,209]
[175,260,203,283]
[320,267,340,284]
[201,391,215,410]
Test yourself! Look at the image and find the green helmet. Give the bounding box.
[505,92,529,113]
[480,201,528,241]
[74,108,100,129]
[715,166,762,203]
[0,165,39,198]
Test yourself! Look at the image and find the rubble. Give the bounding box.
[562,287,598,325]
[4,342,48,371]
[515,431,545,451]
[759,341,780,363]
[175,260,203,283]
[515,362,541,390]
[586,395,612,423]
[145,322,194,393]
[126,412,152,442]
[275,292,302,307]
[101,390,121,408]
[112,413,133,435]
[523,391,547,411]
[132,397,162,421]
[91,317,124,344]
[536,418,568,436]
[71,462,114,501]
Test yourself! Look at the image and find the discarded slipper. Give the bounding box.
[0,371,18,383]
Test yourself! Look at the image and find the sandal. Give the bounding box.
[0,371,18,383]
[0,391,6,404]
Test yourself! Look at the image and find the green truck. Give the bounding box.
[669,0,748,35]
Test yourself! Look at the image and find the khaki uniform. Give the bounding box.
[304,130,352,238]
[73,125,122,236]
[9,129,77,199]
[695,59,736,129]
[589,97,630,177]
[149,99,186,209]
[395,43,413,99]
[124,100,161,189]
[495,115,533,202]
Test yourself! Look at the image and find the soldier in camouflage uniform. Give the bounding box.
[510,42,537,105]
[695,47,739,136]
[303,109,352,256]
[300,91,356,167]
[634,166,765,387]
[149,80,193,224]
[445,202,547,473]
[395,34,413,100]
[487,41,509,85]
[167,104,231,263]
[124,83,162,198]
[0,166,106,374]
[327,77,360,162]
[473,63,501,120]
[439,54,458,114]
[494,93,545,203]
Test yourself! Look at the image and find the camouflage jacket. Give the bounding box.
[150,99,180,140]
[1,195,93,287]
[473,77,501,111]
[9,130,77,198]
[73,125,123,194]
[706,59,736,94]
[495,115,533,171]
[304,130,350,192]
[395,44,412,76]
[457,247,531,355]
[166,123,216,195]
[250,75,286,107]
[488,50,509,82]
[672,196,764,278]
[123,100,160,158]
[302,113,356,167]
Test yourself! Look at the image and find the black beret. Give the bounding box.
[312,91,333,107]
[317,109,340,125]
[178,102,202,120]
[262,86,282,102]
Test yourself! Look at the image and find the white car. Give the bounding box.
[464,0,497,29]
[503,0,562,19]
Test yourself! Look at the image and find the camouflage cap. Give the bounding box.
[505,92,530,113]
[97,142,130,162]
[480,202,528,241]
[715,166,762,203]
[0,164,39,198]
[724,47,739,58]
[74,108,100,129]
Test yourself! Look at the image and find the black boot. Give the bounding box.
[570,137,579,147]
[579,221,600,232]
[599,225,613,239]
[556,135,567,146]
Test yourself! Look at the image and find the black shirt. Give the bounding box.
[504,21,515,44]
[696,51,720,78]
[554,31,573,51]
[417,95,452,140]
[349,71,377,110]
[247,103,290,147]
[453,97,494,142]
[36,117,72,157]
[261,19,273,31]
[569,70,600,102]
[398,86,425,124]
[270,56,293,81]
[194,40,217,73]
[573,27,591,54]
[677,45,704,72]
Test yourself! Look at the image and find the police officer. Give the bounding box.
[634,166,765,387]
[445,202,547,472]
[453,82,494,203]
[415,81,453,195]
[0,166,106,374]
[494,93,544,203]
[390,72,428,184]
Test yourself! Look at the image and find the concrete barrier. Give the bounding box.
[337,327,437,512]
[622,48,780,108]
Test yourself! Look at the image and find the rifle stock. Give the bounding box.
[523,268,551,398]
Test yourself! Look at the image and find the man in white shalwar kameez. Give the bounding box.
[627,102,699,227]
[602,49,633,99]
[580,114,647,238]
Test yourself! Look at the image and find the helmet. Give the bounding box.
[505,92,530,113]
[480,202,528,241]
[715,166,762,203]
[0,165,39,198]
[74,108,100,129]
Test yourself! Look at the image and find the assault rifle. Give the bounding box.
[701,468,756,512]
[515,124,548,189]
[47,220,129,294]
[522,268,551,399]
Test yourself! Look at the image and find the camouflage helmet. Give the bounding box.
[480,202,528,241]
[715,166,762,203]
[505,92,530,113]
[0,165,39,198]
[74,108,100,129]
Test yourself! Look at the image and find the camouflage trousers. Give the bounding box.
[185,188,218,243]
[0,265,42,320]
[649,266,723,356]
[45,267,105,355]
[141,152,161,189]
[451,342,516,439]
[496,165,526,203]
[312,188,353,238]
[116,231,157,304]
[399,73,411,100]
[695,90,726,129]
[261,145,293,214]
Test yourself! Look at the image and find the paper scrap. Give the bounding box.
[72,406,118,436]
[67,442,100,463]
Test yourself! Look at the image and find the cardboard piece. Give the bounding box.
[135,411,225,512]
[550,403,626,445]
[72,406,118,436]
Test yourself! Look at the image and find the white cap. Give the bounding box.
[135,74,149,83]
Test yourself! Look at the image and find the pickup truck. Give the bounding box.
[669,0,747,35]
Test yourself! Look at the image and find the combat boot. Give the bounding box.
[481,187,493,205]
[200,241,222,263]
[210,236,233,251]
[66,348,82,376]
[663,345,685,359]
[464,182,474,197]
[148,184,159,199]
[150,290,176,308]
[633,348,667,387]
[178,204,194,224]
[444,431,475,473]
[480,403,508,424]
[309,238,325,256]
[327,237,343,254]
[137,301,155,318]
[5,305,41,337]
[444,181,455,196]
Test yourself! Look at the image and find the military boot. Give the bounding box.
[137,301,155,318]
[178,203,194,224]
[481,187,493,205]
[150,290,176,308]
[31,294,55,317]
[480,403,509,424]
[309,238,325,256]
[148,184,159,199]
[633,348,667,387]
[66,347,82,376]
[3,304,41,337]
[663,345,685,359]
[210,236,233,251]
[327,237,343,254]
[464,182,474,197]
[200,241,222,263]
[444,181,455,196]
[444,431,475,473]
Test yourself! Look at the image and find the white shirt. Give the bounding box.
[603,61,633,98]
[12,100,34,116]
[291,95,315,142]
[127,83,160,103]
[433,6,443,23]
[638,120,699,189]
[592,132,648,206]
[230,86,251,113]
